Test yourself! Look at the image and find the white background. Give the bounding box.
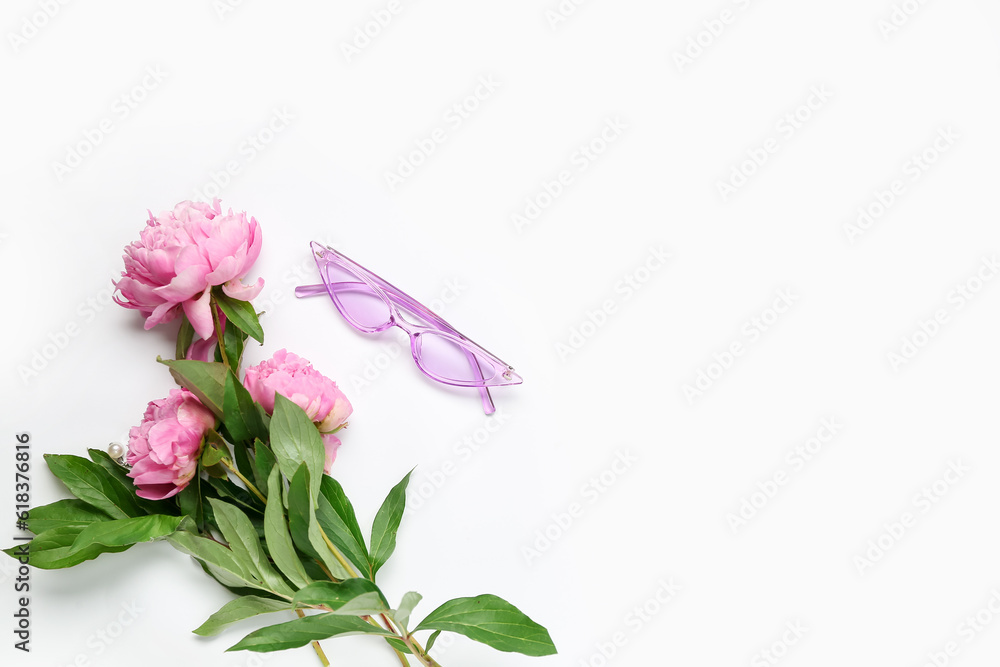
[3,1,1000,666]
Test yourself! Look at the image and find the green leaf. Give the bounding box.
[336,592,389,616]
[24,499,111,534]
[424,630,442,653]
[414,595,557,657]
[208,499,293,597]
[233,441,260,496]
[176,313,195,360]
[193,559,277,599]
[194,595,294,637]
[385,637,413,654]
[287,465,351,580]
[87,449,164,515]
[157,357,227,419]
[205,476,261,514]
[177,477,205,532]
[3,526,131,569]
[253,439,276,492]
[44,454,142,520]
[316,476,369,576]
[293,579,388,614]
[4,514,186,570]
[223,371,268,444]
[264,468,311,589]
[213,287,264,344]
[395,592,422,631]
[369,469,413,578]
[228,613,391,653]
[70,515,185,553]
[202,439,228,468]
[220,316,248,367]
[270,394,326,501]
[167,531,261,592]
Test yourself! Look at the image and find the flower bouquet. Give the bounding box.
[6,200,555,666]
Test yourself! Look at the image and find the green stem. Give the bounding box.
[378,613,438,667]
[401,633,441,667]
[296,609,331,666]
[317,525,360,580]
[219,458,266,504]
[210,294,231,371]
[387,637,411,667]
[315,559,338,582]
[305,493,440,665]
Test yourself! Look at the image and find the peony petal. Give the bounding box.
[183,288,215,340]
[186,336,216,362]
[145,301,179,330]
[155,264,212,303]
[222,277,264,301]
[321,434,342,474]
[135,483,185,501]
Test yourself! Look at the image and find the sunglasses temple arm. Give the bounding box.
[297,282,496,414]
[479,385,496,415]
[295,284,327,298]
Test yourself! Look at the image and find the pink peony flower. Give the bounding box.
[243,349,353,473]
[126,388,217,500]
[113,199,264,340]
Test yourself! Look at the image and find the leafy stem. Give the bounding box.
[401,632,441,667]
[219,458,266,504]
[378,612,439,667]
[210,294,231,371]
[390,644,411,666]
[318,523,360,581]
[296,609,331,667]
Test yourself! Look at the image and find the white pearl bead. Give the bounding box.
[107,442,125,460]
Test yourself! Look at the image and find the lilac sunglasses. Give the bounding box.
[294,242,521,414]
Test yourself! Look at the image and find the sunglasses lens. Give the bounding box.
[321,261,391,330]
[415,331,497,384]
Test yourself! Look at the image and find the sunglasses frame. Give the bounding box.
[295,241,521,414]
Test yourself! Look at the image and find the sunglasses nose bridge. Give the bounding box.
[391,316,418,337]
